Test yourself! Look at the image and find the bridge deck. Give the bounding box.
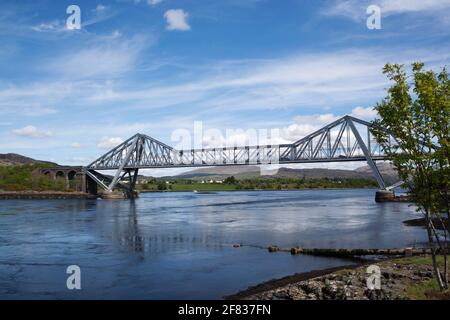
[88,156,388,170]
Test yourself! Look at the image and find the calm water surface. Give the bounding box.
[0,189,426,299]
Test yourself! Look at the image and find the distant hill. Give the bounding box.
[173,166,261,179]
[355,162,397,176]
[0,153,57,166]
[170,162,398,184]
[262,167,376,180]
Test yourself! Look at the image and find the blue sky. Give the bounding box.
[1,0,449,174]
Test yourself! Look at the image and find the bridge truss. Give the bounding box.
[85,115,398,195]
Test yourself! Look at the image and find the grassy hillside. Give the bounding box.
[170,164,398,184]
[0,153,57,166]
[0,164,68,192]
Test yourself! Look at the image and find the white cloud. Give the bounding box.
[70,142,82,148]
[190,109,378,150]
[31,20,66,33]
[30,6,112,34]
[279,114,339,143]
[12,125,52,138]
[87,49,388,108]
[65,156,89,164]
[0,82,78,117]
[0,102,57,117]
[321,0,363,20]
[279,109,377,144]
[380,0,450,14]
[73,46,450,117]
[323,0,450,20]
[82,4,117,28]
[350,106,378,119]
[94,4,107,12]
[47,35,148,79]
[2,46,449,122]
[97,136,124,149]
[129,0,163,5]
[281,107,378,143]
[59,47,131,77]
[148,0,163,6]
[200,128,277,149]
[110,30,122,39]
[164,9,191,31]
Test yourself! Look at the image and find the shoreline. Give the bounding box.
[227,255,447,300]
[0,188,410,200]
[138,186,380,193]
[0,191,97,200]
[225,262,367,300]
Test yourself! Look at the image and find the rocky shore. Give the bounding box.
[228,256,448,300]
[268,245,431,257]
[0,191,97,200]
[403,218,449,231]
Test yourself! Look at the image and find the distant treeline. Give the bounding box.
[232,177,378,190]
[138,175,378,191]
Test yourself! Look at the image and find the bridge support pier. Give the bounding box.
[101,190,130,200]
[84,168,140,199]
[86,174,98,195]
[126,169,139,199]
[375,190,395,202]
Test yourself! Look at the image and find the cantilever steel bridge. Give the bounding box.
[84,115,398,196]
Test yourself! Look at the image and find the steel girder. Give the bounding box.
[86,115,398,191]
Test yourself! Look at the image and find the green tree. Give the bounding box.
[224,176,237,184]
[372,62,449,290]
[157,181,167,191]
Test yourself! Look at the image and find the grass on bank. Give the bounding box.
[396,255,450,299]
[394,255,445,267]
[329,255,449,300]
[388,256,449,300]
[405,279,446,299]
[385,255,447,298]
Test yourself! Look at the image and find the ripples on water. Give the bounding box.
[0,189,426,299]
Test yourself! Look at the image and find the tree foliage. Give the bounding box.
[372,62,449,290]
[223,176,237,184]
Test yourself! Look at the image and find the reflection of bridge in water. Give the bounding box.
[82,115,399,199]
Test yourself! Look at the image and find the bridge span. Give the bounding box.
[83,115,399,198]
